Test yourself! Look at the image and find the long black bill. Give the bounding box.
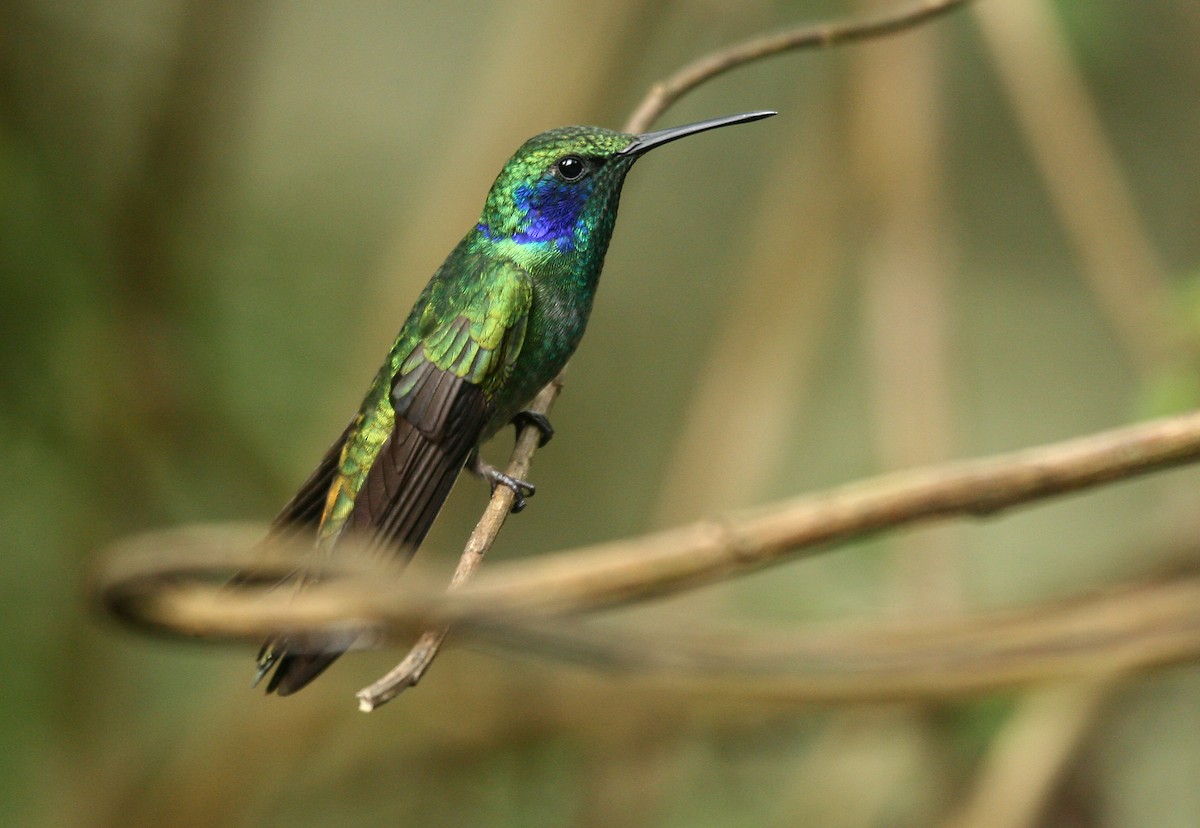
[618,110,776,157]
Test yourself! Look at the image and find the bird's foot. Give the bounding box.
[471,454,536,513]
[511,410,554,447]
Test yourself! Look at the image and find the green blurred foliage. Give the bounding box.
[3,0,1200,825]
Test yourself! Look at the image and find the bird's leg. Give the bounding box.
[468,449,536,513]
[511,410,554,447]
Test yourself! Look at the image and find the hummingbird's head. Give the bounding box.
[477,126,639,256]
[475,112,776,262]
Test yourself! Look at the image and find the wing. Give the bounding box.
[340,258,532,551]
[261,258,532,694]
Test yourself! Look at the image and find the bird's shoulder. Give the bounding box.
[394,257,533,394]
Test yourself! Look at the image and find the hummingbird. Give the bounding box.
[249,110,776,695]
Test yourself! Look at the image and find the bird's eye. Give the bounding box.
[554,155,586,181]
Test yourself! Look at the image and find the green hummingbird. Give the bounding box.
[249,110,775,695]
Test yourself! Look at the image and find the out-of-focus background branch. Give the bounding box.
[5,0,1200,826]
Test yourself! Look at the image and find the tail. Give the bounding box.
[251,443,468,695]
[254,636,351,696]
[251,358,488,695]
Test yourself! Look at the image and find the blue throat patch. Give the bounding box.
[510,180,593,252]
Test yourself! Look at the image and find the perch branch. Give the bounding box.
[98,411,1200,651]
[354,378,560,711]
[448,410,1200,616]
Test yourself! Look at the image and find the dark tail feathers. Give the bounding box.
[255,635,356,696]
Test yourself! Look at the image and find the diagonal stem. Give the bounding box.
[356,379,560,709]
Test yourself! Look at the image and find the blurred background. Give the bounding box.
[4,0,1200,825]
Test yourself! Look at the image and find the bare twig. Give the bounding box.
[354,379,560,711]
[481,575,1200,701]
[356,0,974,709]
[99,411,1200,645]
[450,411,1200,618]
[625,0,973,133]
[96,542,1200,702]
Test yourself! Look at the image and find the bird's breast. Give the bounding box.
[482,277,594,436]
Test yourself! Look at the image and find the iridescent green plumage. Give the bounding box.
[252,111,775,695]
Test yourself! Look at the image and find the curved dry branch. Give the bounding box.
[625,0,972,133]
[468,572,1200,702]
[94,536,1200,707]
[97,410,1200,651]
[451,411,1200,618]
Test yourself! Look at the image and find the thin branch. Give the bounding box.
[354,378,561,711]
[625,0,973,133]
[355,0,974,709]
[450,411,1200,619]
[96,545,1200,704]
[464,572,1200,701]
[98,410,1200,646]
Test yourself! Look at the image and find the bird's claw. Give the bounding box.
[512,410,554,447]
[485,469,536,513]
[471,448,537,513]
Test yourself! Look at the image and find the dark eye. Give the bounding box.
[555,155,586,181]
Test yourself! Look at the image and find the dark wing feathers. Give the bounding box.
[260,262,533,696]
[265,359,489,696]
[346,367,487,552]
